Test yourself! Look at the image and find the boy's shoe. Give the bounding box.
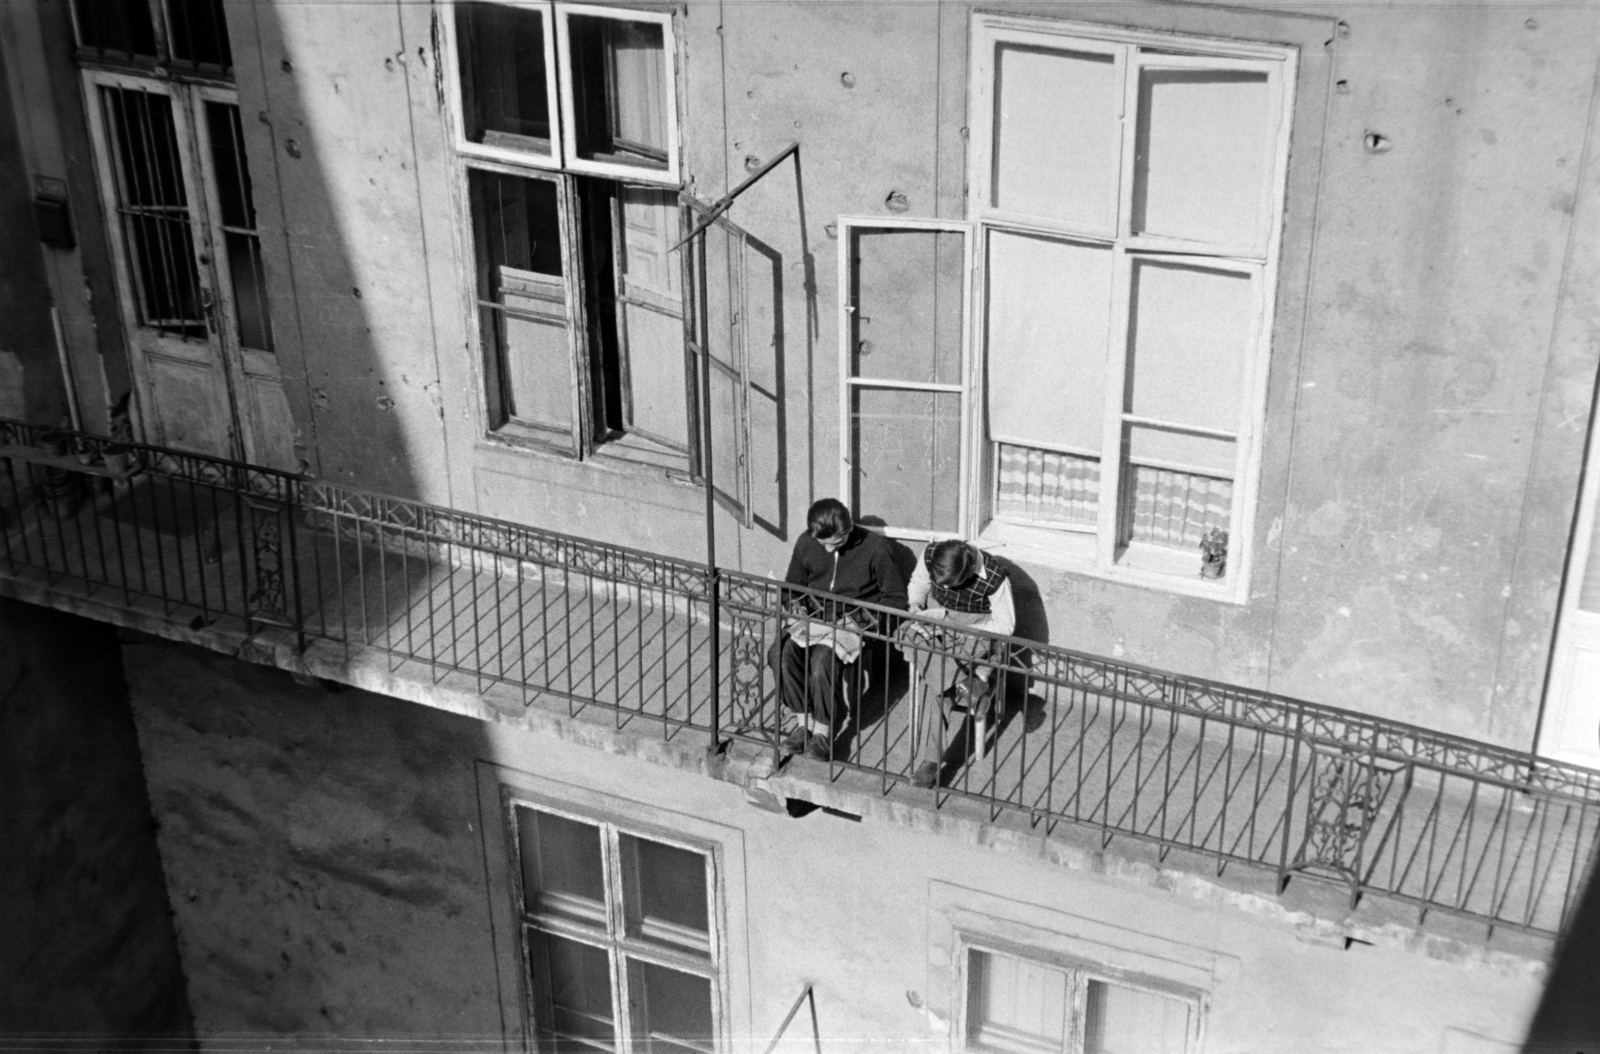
[804,733,834,761]
[911,761,940,789]
[781,726,810,756]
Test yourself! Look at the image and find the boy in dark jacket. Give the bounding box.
[769,498,908,759]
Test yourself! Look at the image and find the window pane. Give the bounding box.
[996,444,1098,529]
[529,930,618,1053]
[620,833,709,954]
[626,958,715,1054]
[1083,979,1192,1054]
[206,103,273,353]
[73,0,156,57]
[568,14,670,171]
[1119,461,1232,554]
[457,2,554,156]
[1125,260,1252,435]
[1132,68,1273,248]
[850,228,962,386]
[101,87,205,339]
[517,806,607,926]
[986,230,1111,453]
[470,170,573,437]
[966,949,1067,1054]
[993,45,1119,229]
[850,388,960,534]
[167,0,232,68]
[618,188,689,450]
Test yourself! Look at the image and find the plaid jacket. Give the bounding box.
[927,548,1007,614]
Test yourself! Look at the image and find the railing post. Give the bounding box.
[708,565,722,759]
[1278,708,1305,893]
[286,476,306,654]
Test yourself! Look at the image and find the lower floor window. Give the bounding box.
[513,803,720,1054]
[965,946,1199,1054]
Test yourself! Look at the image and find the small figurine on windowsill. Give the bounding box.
[1199,528,1229,579]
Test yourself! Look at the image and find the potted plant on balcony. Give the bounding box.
[1199,528,1228,579]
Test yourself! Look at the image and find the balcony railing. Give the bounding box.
[2,417,1597,940]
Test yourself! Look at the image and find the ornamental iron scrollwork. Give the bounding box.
[727,611,772,735]
[246,496,291,627]
[1289,747,1401,887]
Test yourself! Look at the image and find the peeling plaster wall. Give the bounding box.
[124,636,1543,1048]
[207,0,1600,747]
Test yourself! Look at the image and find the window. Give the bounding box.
[965,946,1199,1054]
[973,17,1293,596]
[512,802,720,1054]
[447,1,705,470]
[71,0,232,74]
[843,16,1295,601]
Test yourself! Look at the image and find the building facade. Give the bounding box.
[3,0,1600,1046]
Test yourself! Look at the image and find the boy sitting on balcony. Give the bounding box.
[770,498,907,760]
[897,539,1016,788]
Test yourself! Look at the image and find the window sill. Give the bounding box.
[975,520,1248,605]
[477,428,698,488]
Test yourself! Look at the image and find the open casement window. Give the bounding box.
[71,0,232,75]
[511,802,721,1054]
[469,166,693,467]
[837,217,972,540]
[683,202,754,526]
[968,16,1295,601]
[447,0,680,187]
[451,0,695,471]
[964,945,1200,1054]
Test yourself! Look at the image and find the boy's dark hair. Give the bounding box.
[927,540,977,587]
[807,498,853,540]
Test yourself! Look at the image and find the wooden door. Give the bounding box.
[85,70,294,469]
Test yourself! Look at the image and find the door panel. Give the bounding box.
[145,351,232,454]
[89,74,233,457]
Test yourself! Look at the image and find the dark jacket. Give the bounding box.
[783,528,909,627]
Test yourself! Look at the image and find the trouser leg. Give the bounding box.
[913,651,956,765]
[768,636,810,719]
[805,645,846,735]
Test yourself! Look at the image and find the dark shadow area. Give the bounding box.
[1522,865,1600,1052]
[0,598,195,1040]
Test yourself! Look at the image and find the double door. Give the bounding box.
[84,69,294,469]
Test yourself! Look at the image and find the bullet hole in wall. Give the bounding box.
[885,190,909,213]
[824,223,837,239]
[280,58,293,73]
[352,287,362,298]
[1525,17,1538,29]
[840,72,855,88]
[744,155,761,172]
[285,139,301,159]
[1335,79,1349,94]
[1363,132,1391,154]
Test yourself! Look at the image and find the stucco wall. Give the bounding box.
[0,599,193,1036]
[125,634,1543,1049]
[199,0,1600,750]
[5,0,1595,746]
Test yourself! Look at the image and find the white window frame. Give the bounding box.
[441,0,564,171]
[959,938,1205,1054]
[442,0,680,187]
[445,0,696,471]
[835,215,976,542]
[555,2,681,186]
[965,14,1297,604]
[510,797,723,1054]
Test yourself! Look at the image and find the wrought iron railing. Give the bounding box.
[1,417,1597,940]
